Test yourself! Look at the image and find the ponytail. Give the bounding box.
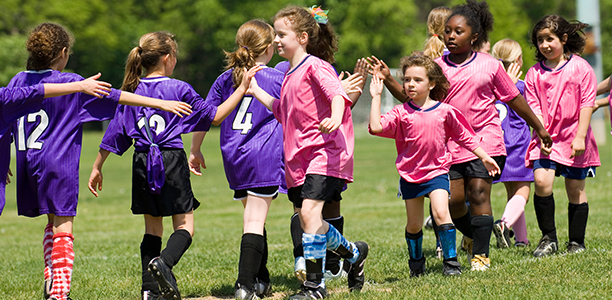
[121,46,144,92]
[423,35,446,58]
[423,6,451,59]
[224,19,274,88]
[121,32,177,92]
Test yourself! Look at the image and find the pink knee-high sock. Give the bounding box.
[50,232,75,300]
[43,223,54,282]
[501,195,527,227]
[512,212,529,244]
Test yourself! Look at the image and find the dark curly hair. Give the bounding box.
[26,23,74,70]
[398,52,449,101]
[531,15,588,62]
[448,0,493,50]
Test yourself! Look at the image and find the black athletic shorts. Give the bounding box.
[132,149,200,217]
[287,174,344,208]
[448,156,506,181]
[233,186,280,200]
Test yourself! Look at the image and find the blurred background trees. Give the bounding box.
[0,0,600,96]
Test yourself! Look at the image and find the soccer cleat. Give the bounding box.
[235,283,261,300]
[323,259,347,281]
[347,241,369,292]
[566,241,586,254]
[294,256,307,283]
[408,257,426,277]
[253,279,272,298]
[470,254,490,271]
[514,241,529,247]
[148,257,181,300]
[43,278,52,300]
[289,281,328,299]
[442,260,462,276]
[424,215,434,230]
[143,290,163,300]
[461,236,473,260]
[493,220,512,249]
[533,236,558,258]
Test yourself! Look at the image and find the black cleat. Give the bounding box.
[148,257,181,300]
[566,241,586,254]
[347,241,369,292]
[409,257,426,277]
[289,281,328,299]
[442,260,462,276]
[533,235,558,258]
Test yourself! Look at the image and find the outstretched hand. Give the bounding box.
[188,150,207,176]
[339,71,363,95]
[159,101,193,118]
[366,56,391,80]
[80,73,111,98]
[370,75,384,97]
[243,65,265,92]
[506,62,523,84]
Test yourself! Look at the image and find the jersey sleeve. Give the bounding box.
[205,74,226,107]
[370,105,400,139]
[99,105,134,156]
[179,85,217,133]
[524,67,542,116]
[492,62,520,103]
[579,65,597,109]
[311,62,352,107]
[0,84,45,127]
[79,88,122,123]
[445,106,480,152]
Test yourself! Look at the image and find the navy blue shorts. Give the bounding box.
[233,186,279,201]
[449,156,506,181]
[398,174,450,200]
[533,159,596,180]
[287,175,344,208]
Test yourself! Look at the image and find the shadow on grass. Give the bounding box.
[202,274,299,298]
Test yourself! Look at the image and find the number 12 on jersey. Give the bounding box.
[232,96,253,134]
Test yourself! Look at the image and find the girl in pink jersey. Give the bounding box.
[490,39,533,248]
[525,15,600,257]
[248,5,368,299]
[369,53,500,277]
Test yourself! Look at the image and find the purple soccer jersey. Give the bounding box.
[8,70,120,217]
[0,84,46,215]
[207,67,284,191]
[101,77,217,192]
[494,80,533,182]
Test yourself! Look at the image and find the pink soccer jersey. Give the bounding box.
[272,55,353,188]
[435,52,519,164]
[371,101,480,184]
[524,55,600,168]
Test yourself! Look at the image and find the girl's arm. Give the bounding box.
[319,95,345,133]
[248,76,276,111]
[88,148,111,197]
[593,97,610,112]
[596,75,611,96]
[369,76,384,134]
[367,56,406,102]
[118,91,192,118]
[211,65,264,125]
[506,94,553,152]
[188,131,208,175]
[570,107,593,158]
[44,73,111,98]
[472,147,501,177]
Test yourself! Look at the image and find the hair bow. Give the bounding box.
[309,6,329,25]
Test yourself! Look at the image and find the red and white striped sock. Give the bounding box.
[49,232,75,300]
[43,223,54,283]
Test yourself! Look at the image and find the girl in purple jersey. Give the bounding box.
[188,19,284,300]
[88,31,255,300]
[10,23,190,300]
[249,5,368,299]
[525,16,600,257]
[490,39,533,248]
[369,53,500,277]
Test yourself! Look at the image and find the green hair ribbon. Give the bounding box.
[308,6,329,25]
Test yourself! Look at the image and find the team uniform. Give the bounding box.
[0,84,47,214]
[494,80,533,182]
[8,70,121,217]
[524,55,600,170]
[370,100,479,275]
[100,76,217,216]
[206,67,284,196]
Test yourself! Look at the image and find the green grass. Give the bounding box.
[1,127,612,299]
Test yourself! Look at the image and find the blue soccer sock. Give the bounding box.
[303,233,326,286]
[325,223,360,264]
[437,224,458,261]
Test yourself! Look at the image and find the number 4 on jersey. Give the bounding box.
[232,96,253,134]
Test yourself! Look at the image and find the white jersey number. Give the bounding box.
[137,114,166,135]
[495,103,508,136]
[232,96,253,134]
[17,109,49,151]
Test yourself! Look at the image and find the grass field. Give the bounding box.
[1,127,611,299]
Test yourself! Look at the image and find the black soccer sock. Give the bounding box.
[568,203,589,245]
[534,193,557,240]
[236,233,265,289]
[160,229,192,269]
[471,215,494,256]
[141,234,162,293]
[257,228,270,283]
[452,210,473,239]
[324,216,344,274]
[291,213,304,258]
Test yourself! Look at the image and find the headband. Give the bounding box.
[308,6,329,25]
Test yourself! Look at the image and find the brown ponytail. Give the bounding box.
[224,19,274,88]
[121,31,177,92]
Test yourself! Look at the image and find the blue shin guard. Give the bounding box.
[438,224,458,260]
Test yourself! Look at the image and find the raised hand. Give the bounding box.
[506,62,523,84]
[80,73,111,98]
[339,71,363,95]
[370,75,384,98]
[366,55,391,80]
